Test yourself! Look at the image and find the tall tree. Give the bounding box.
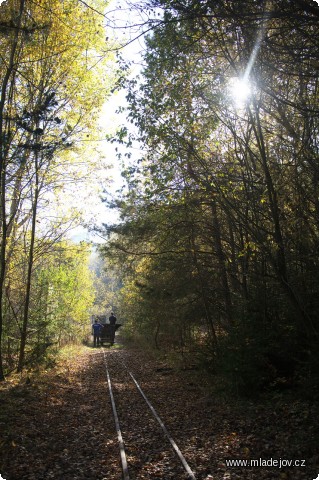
[101,0,319,390]
[0,0,117,378]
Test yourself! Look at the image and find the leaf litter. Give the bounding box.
[0,344,318,479]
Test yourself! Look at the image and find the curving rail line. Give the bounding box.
[102,349,196,480]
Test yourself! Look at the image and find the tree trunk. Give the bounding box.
[17,149,39,373]
[190,226,217,345]
[250,102,315,334]
[210,199,233,328]
[0,0,26,381]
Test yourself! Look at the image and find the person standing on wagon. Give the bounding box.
[109,312,117,345]
[92,319,103,347]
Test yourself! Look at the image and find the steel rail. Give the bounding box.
[120,357,197,480]
[102,350,130,480]
[104,349,196,480]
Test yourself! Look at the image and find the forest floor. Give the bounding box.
[0,340,318,480]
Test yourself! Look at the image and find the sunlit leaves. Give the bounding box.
[102,0,319,388]
[0,0,118,376]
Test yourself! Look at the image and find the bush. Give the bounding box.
[215,313,300,396]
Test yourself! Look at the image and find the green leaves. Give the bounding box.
[100,0,319,391]
[0,0,120,377]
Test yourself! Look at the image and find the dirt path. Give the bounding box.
[0,344,317,479]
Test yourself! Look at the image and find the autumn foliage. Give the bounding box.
[101,0,319,395]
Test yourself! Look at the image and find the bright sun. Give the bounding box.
[229,76,252,108]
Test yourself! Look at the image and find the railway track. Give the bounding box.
[102,348,197,480]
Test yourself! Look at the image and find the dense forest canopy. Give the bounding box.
[0,0,318,394]
[100,0,319,394]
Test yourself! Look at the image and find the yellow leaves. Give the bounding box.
[237,241,258,258]
[16,0,115,118]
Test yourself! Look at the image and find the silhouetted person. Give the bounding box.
[92,319,103,347]
[109,312,117,325]
[109,312,117,345]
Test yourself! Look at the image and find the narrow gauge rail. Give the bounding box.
[102,349,196,480]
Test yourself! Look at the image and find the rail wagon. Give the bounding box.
[100,323,122,346]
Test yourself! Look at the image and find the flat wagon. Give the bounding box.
[100,323,121,346]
